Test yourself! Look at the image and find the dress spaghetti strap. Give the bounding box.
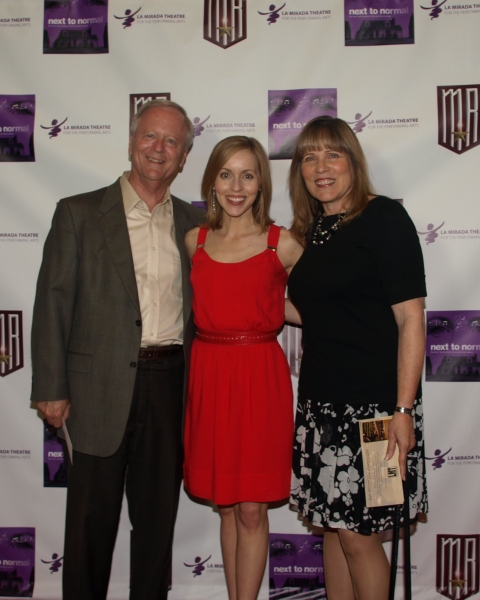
[267,224,281,251]
[196,226,208,249]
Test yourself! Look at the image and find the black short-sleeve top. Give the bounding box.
[288,196,427,405]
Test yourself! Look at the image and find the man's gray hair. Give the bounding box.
[130,99,194,152]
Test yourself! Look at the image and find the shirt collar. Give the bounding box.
[120,171,171,215]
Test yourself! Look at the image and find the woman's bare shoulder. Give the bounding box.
[277,227,304,270]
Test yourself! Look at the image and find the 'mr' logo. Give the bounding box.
[437,86,480,154]
[128,93,171,131]
[0,311,24,377]
[436,534,480,599]
[204,0,247,49]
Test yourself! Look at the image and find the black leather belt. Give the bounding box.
[138,345,183,361]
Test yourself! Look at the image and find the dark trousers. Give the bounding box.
[62,353,185,600]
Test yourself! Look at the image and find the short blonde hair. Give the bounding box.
[289,117,375,245]
[201,136,274,231]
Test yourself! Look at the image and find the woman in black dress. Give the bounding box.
[286,117,428,600]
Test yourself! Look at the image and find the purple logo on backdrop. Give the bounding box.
[347,111,373,133]
[40,117,68,138]
[426,311,480,382]
[426,448,452,469]
[281,325,302,378]
[43,0,109,54]
[269,534,325,598]
[183,555,211,577]
[417,221,444,244]
[437,86,480,155]
[345,0,414,46]
[44,421,67,487]
[41,553,63,574]
[129,93,171,131]
[421,0,448,19]
[193,115,211,137]
[0,96,35,162]
[0,528,35,597]
[191,201,207,210]
[268,88,337,160]
[114,7,141,28]
[0,311,23,377]
[436,535,479,599]
[204,0,246,49]
[258,3,286,24]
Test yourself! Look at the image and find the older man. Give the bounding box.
[31,100,204,600]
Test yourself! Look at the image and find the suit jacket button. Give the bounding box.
[130,361,137,368]
[135,320,141,326]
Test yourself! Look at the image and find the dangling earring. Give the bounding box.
[212,189,217,214]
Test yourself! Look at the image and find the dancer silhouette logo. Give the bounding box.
[426,448,452,470]
[258,3,285,24]
[41,117,67,138]
[41,553,63,574]
[417,222,445,245]
[183,555,212,577]
[114,8,141,29]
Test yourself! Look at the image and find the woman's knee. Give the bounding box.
[234,502,267,531]
[218,505,235,521]
[337,529,381,560]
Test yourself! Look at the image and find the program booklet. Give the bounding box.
[359,416,404,508]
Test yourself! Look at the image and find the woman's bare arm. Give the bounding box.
[385,297,426,480]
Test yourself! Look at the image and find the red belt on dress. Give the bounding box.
[196,329,278,345]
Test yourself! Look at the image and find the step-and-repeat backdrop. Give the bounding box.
[1,1,479,598]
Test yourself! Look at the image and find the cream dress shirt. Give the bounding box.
[120,172,183,346]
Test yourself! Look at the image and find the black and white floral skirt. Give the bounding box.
[290,398,428,535]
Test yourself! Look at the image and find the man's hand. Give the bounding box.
[37,400,71,429]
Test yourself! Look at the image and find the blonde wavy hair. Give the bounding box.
[201,136,274,231]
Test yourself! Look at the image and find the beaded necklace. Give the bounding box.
[311,212,347,245]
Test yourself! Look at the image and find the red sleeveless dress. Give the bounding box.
[183,225,294,504]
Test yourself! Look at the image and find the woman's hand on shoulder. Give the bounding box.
[185,227,200,260]
[277,228,304,273]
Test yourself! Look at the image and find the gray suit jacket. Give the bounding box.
[31,178,204,457]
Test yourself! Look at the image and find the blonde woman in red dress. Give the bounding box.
[184,136,303,600]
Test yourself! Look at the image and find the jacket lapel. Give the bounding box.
[172,197,193,330]
[97,180,140,314]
